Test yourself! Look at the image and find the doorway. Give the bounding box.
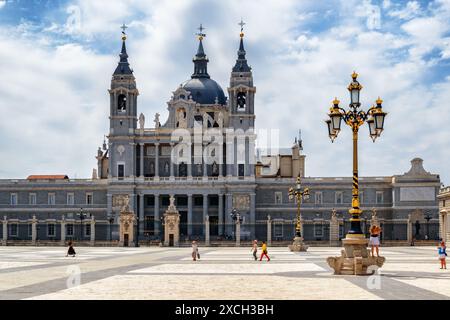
[169,234,174,247]
[124,233,129,247]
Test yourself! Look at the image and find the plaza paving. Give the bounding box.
[0,245,448,300]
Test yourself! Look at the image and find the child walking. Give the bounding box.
[438,241,447,269]
[251,240,258,261]
[259,241,270,261]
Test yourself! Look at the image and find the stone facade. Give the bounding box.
[438,186,450,244]
[0,31,441,245]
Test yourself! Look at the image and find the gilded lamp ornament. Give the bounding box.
[325,72,387,238]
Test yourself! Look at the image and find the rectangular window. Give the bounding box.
[315,192,323,205]
[376,191,383,204]
[118,164,125,179]
[48,193,56,205]
[238,164,245,177]
[335,192,343,204]
[147,196,155,206]
[339,224,344,238]
[85,224,91,237]
[314,224,323,238]
[48,224,55,237]
[194,196,203,206]
[67,193,75,205]
[9,224,18,237]
[10,193,18,205]
[66,224,74,236]
[274,223,283,237]
[274,192,283,204]
[360,191,364,204]
[29,193,36,205]
[86,193,93,205]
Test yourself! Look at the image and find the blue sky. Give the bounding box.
[0,0,449,185]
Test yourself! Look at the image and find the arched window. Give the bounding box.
[118,94,127,112]
[237,92,246,110]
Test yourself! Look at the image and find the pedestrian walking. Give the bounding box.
[259,241,270,261]
[66,241,76,257]
[369,225,382,257]
[251,240,258,261]
[192,240,199,261]
[438,241,447,269]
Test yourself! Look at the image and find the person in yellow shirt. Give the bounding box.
[259,241,270,261]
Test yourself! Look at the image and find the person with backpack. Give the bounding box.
[66,241,76,257]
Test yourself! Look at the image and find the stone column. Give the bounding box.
[170,142,175,181]
[107,194,112,240]
[203,194,208,236]
[329,210,339,246]
[250,193,256,239]
[90,215,95,245]
[139,143,144,178]
[267,215,272,245]
[155,143,160,180]
[139,194,145,235]
[3,216,7,245]
[203,145,208,181]
[60,215,66,245]
[187,194,193,237]
[205,215,210,246]
[236,218,241,246]
[218,194,224,236]
[187,142,192,179]
[154,194,160,236]
[407,214,412,244]
[31,215,37,245]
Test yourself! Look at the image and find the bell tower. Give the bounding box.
[228,19,256,130]
[227,20,256,178]
[109,25,139,136]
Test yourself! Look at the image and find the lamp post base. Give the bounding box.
[288,236,308,252]
[327,237,385,275]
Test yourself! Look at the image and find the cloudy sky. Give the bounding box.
[0,0,449,184]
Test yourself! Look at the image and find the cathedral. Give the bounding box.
[0,25,442,246]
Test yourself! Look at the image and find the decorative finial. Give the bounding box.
[196,23,206,41]
[333,97,340,105]
[239,18,246,38]
[351,71,358,79]
[121,23,128,41]
[376,96,383,105]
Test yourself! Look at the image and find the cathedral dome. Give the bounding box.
[182,77,226,105]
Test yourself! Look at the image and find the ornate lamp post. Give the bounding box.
[425,213,432,240]
[76,208,88,242]
[325,72,387,275]
[288,175,309,251]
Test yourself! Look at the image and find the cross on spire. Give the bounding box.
[121,23,128,33]
[196,23,206,40]
[238,18,246,32]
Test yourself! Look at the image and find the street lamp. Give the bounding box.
[288,175,310,251]
[288,176,309,238]
[325,72,387,238]
[76,208,88,241]
[325,72,387,275]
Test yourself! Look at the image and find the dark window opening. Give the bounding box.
[118,94,127,112]
[118,164,125,179]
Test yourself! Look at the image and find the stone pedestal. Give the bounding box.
[235,221,241,247]
[327,237,385,275]
[267,215,272,245]
[205,215,210,246]
[288,236,308,252]
[164,196,180,247]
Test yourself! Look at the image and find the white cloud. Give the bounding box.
[0,1,5,10]
[389,1,421,20]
